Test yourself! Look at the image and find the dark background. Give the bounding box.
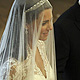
[0,0,76,39]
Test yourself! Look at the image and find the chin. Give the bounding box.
[39,37,47,41]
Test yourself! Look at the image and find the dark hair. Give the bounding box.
[25,1,52,24]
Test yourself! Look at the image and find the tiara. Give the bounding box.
[25,0,50,12]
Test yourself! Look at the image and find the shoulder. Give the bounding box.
[54,2,79,28]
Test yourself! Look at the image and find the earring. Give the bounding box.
[24,28,28,34]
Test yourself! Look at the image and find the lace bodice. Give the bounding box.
[0,40,54,80]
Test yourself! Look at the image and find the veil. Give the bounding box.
[0,0,57,80]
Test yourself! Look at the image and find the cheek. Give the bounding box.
[40,26,46,33]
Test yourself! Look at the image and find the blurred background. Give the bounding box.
[0,0,77,40]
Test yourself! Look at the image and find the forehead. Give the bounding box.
[39,9,52,21]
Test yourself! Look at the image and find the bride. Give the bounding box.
[0,0,57,80]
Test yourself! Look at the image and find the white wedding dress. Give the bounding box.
[0,40,54,80]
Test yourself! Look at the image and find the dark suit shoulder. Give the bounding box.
[55,2,80,25]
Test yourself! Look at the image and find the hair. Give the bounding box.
[25,1,52,24]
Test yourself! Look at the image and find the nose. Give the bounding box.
[47,21,53,30]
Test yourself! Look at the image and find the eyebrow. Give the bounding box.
[43,17,53,23]
[43,20,49,23]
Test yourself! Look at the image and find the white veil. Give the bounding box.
[0,0,57,80]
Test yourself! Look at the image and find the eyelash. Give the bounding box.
[42,22,46,26]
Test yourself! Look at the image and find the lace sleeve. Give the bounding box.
[0,58,17,80]
[9,56,32,80]
[9,59,18,80]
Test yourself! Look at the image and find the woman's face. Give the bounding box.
[38,9,53,41]
[27,9,53,41]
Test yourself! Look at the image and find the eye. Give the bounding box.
[42,20,49,26]
[42,22,46,26]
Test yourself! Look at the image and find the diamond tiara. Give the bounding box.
[25,0,50,13]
